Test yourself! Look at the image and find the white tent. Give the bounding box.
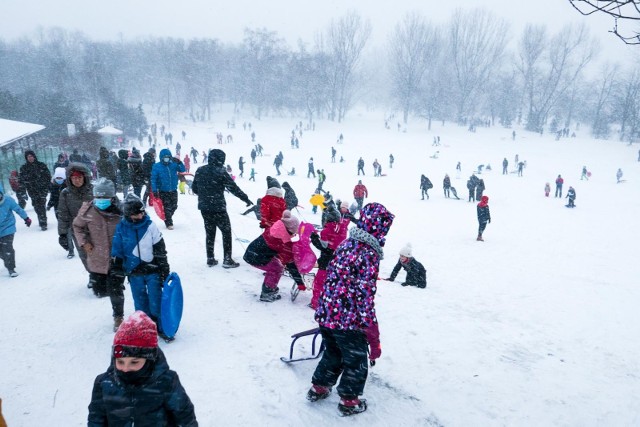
[0,118,45,148]
[97,125,123,135]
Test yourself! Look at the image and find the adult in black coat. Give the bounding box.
[96,147,117,184]
[141,148,156,205]
[282,181,299,210]
[192,149,253,268]
[19,150,51,230]
[384,244,426,288]
[128,148,145,198]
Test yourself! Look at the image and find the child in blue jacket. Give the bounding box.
[0,190,32,277]
[110,194,172,340]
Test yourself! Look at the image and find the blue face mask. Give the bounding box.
[54,178,65,185]
[93,199,112,210]
[163,157,170,163]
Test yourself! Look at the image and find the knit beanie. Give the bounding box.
[113,311,158,360]
[340,201,350,210]
[266,176,281,189]
[399,243,413,258]
[123,194,145,217]
[53,167,66,181]
[281,210,300,234]
[93,178,116,198]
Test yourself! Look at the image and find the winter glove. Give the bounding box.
[246,199,254,207]
[310,232,320,246]
[155,259,170,285]
[46,205,52,211]
[24,217,32,227]
[109,257,126,279]
[364,323,382,364]
[58,234,69,251]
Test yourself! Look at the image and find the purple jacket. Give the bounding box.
[315,203,394,333]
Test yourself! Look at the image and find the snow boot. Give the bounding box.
[8,269,18,278]
[338,398,367,416]
[476,235,484,241]
[207,257,218,267]
[67,251,75,259]
[113,316,123,332]
[158,331,175,343]
[307,384,331,402]
[222,257,240,269]
[260,286,281,302]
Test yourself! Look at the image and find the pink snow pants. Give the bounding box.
[254,258,285,290]
[311,269,328,309]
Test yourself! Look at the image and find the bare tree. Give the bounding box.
[517,24,595,132]
[568,0,640,44]
[321,11,371,122]
[448,9,509,123]
[388,12,441,124]
[616,69,640,141]
[241,28,287,119]
[588,64,619,138]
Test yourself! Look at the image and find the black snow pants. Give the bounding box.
[89,272,125,318]
[159,190,179,227]
[201,210,233,260]
[312,326,369,398]
[0,234,16,271]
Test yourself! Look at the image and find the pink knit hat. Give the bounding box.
[280,210,300,234]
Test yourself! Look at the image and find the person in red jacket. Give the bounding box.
[352,180,368,211]
[260,176,287,229]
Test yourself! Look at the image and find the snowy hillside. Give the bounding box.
[2,112,640,426]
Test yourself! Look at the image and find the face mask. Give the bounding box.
[94,199,112,210]
[163,157,170,163]
[55,178,65,185]
[115,360,155,386]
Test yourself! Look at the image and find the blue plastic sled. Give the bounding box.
[161,272,183,339]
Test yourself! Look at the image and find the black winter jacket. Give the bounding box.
[142,151,156,180]
[389,258,427,288]
[19,150,51,197]
[88,349,197,426]
[281,182,299,210]
[192,149,251,212]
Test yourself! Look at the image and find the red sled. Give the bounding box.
[149,192,166,221]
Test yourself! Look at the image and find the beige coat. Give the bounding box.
[72,202,121,274]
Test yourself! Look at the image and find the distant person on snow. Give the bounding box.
[555,174,564,197]
[443,174,451,198]
[616,168,623,183]
[420,175,433,200]
[565,186,576,208]
[544,182,551,197]
[382,243,426,288]
[353,180,368,211]
[476,195,491,241]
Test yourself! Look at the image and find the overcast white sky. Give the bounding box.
[0,0,635,64]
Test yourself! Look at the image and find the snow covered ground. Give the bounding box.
[2,111,640,426]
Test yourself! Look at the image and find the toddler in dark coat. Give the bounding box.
[384,243,426,288]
